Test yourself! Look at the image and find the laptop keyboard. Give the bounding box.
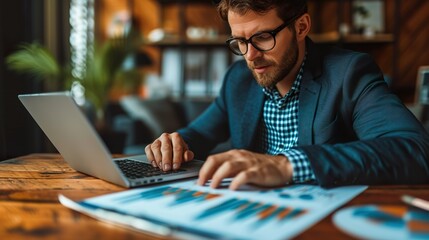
[115,159,186,179]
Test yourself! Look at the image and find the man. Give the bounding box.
[145,0,429,189]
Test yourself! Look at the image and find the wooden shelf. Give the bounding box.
[342,34,395,43]
[309,32,340,43]
[151,33,394,46]
[157,0,214,4]
[309,32,394,44]
[147,35,229,47]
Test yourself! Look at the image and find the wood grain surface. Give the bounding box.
[0,154,428,239]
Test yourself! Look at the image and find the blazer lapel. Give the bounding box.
[299,73,320,145]
[241,80,264,149]
[299,38,323,146]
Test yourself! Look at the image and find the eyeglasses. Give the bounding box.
[226,14,302,56]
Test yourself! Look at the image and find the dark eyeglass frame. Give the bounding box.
[226,13,303,56]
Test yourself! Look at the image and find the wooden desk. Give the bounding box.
[1,154,428,239]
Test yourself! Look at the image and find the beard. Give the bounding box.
[247,36,299,88]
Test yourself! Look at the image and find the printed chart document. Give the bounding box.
[333,204,429,240]
[59,180,367,240]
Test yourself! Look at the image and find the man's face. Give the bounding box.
[228,9,299,88]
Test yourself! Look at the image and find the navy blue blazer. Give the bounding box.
[178,39,429,187]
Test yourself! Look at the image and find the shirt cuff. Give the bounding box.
[280,149,316,183]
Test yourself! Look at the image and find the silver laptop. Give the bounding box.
[18,92,203,188]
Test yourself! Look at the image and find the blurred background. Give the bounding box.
[1,0,429,160]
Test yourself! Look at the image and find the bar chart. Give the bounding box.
[111,185,309,229]
[195,197,307,225]
[115,186,221,206]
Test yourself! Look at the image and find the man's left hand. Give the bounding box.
[197,149,293,190]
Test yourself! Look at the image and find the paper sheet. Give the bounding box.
[60,180,367,240]
[333,205,429,240]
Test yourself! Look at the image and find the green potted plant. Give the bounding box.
[6,36,143,128]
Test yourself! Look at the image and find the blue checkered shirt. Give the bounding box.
[258,59,316,183]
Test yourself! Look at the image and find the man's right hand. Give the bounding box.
[145,132,194,171]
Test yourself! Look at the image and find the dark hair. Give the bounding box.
[217,0,307,26]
